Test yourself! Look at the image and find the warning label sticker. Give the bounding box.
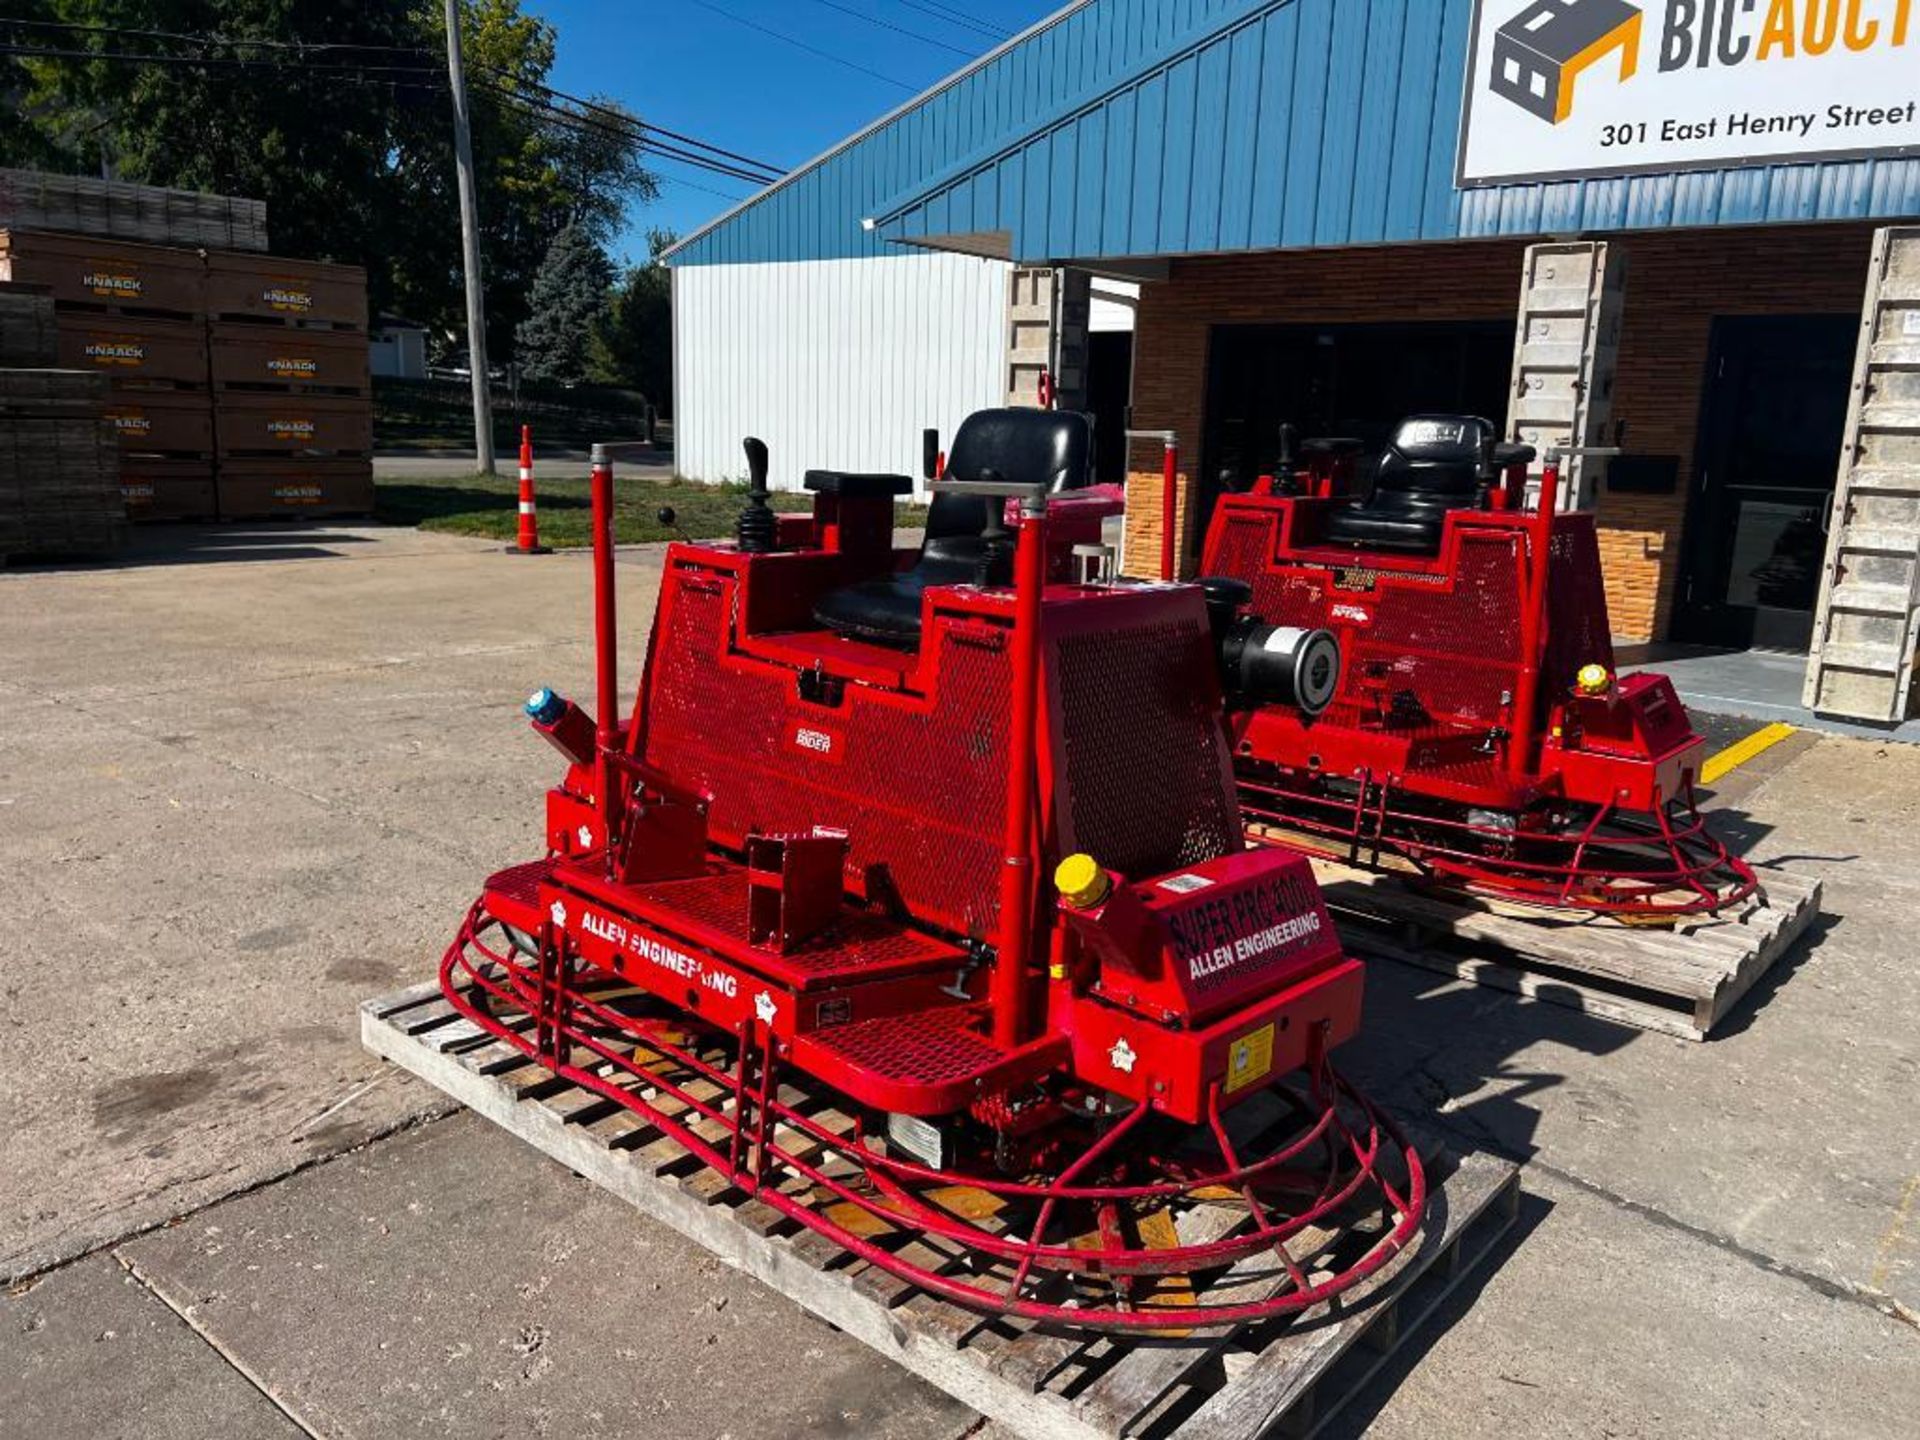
[1225,1023,1276,1093]
[1157,872,1214,895]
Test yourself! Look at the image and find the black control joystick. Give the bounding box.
[737,436,776,553]
[974,467,1015,587]
[1276,422,1300,493]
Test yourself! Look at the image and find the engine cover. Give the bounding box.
[1061,846,1343,1029]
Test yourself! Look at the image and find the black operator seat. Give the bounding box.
[811,408,1096,647]
[1323,414,1507,554]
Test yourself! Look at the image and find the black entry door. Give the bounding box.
[1675,315,1856,652]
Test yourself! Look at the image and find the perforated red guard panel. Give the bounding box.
[1215,508,1625,738]
[1545,516,1615,693]
[643,575,1010,939]
[1053,617,1239,876]
[1350,535,1526,725]
[1220,514,1529,728]
[487,858,551,910]
[801,1004,1004,1085]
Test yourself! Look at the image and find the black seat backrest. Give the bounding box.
[927,408,1095,544]
[1372,414,1495,500]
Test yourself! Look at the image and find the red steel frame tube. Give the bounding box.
[993,498,1048,1050]
[1159,437,1179,581]
[1505,455,1561,779]
[590,444,623,865]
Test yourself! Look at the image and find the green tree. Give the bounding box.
[591,228,674,413]
[515,222,613,385]
[9,0,422,286]
[0,1,657,361]
[0,0,69,170]
[383,0,655,359]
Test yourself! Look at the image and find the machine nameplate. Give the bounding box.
[787,717,844,763]
[1165,873,1326,993]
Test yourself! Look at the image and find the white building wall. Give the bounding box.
[368,328,427,379]
[673,252,1010,492]
[1089,278,1139,334]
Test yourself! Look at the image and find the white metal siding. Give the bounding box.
[673,253,1009,491]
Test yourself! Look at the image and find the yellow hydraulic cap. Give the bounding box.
[1054,853,1111,910]
[1576,663,1612,696]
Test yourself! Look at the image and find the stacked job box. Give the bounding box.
[1,230,217,521]
[0,278,124,560]
[0,228,370,521]
[207,253,372,518]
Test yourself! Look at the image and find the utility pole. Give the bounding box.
[443,0,496,474]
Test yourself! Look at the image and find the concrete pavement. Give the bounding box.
[0,524,667,1285]
[1621,643,1920,742]
[1,522,1914,1436]
[112,1115,973,1439]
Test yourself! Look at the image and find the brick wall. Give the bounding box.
[1124,224,1877,640]
[1600,226,1871,636]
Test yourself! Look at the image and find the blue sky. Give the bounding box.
[530,0,1061,265]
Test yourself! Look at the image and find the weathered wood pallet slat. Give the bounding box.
[1301,857,1823,1041]
[362,977,1520,1440]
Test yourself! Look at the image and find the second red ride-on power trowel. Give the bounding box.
[1199,414,1756,919]
[442,409,1425,1331]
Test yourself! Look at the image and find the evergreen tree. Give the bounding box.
[591,228,675,411]
[515,222,614,385]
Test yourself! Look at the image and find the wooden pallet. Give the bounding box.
[362,979,1520,1440]
[0,170,268,252]
[1302,858,1822,1041]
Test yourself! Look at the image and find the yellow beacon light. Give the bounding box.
[1054,853,1110,910]
[1576,663,1611,696]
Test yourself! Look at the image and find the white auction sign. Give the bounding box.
[1458,0,1920,185]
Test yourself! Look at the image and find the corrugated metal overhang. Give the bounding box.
[670,0,1919,269]
[858,0,1920,265]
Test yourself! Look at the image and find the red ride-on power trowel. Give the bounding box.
[1201,414,1756,919]
[442,410,1425,1331]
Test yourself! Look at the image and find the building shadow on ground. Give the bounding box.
[1310,791,1840,1422]
[6,523,397,571]
[1314,1185,1554,1439]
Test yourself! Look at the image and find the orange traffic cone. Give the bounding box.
[509,425,551,555]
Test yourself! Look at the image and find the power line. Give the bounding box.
[0,40,441,77]
[657,172,749,203]
[892,0,1012,41]
[799,0,976,58]
[0,17,436,57]
[1,30,779,187]
[478,67,786,180]
[681,0,919,92]
[478,84,771,184]
[0,22,783,187]
[479,83,776,189]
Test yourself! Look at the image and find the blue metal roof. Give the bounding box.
[668,0,1920,268]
